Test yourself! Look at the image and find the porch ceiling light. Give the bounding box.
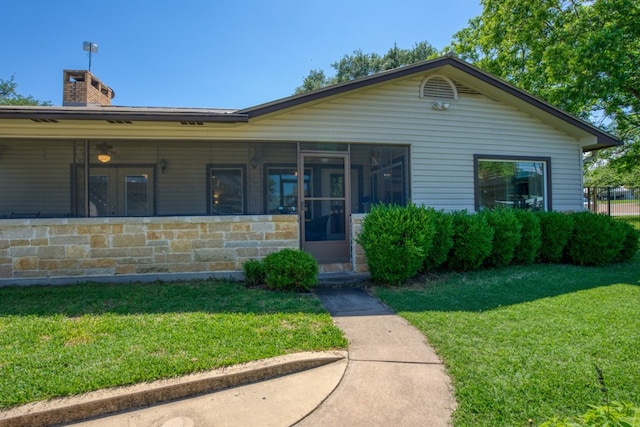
[96,143,113,163]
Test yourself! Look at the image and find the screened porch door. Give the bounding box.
[89,167,154,216]
[300,153,350,263]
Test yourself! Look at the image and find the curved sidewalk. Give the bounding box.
[1,286,456,426]
[296,287,456,426]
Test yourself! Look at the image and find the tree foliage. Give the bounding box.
[450,0,640,184]
[0,76,50,106]
[294,42,439,94]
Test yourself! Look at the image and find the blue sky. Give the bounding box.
[1,0,482,109]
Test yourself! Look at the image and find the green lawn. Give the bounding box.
[374,254,640,426]
[0,281,347,409]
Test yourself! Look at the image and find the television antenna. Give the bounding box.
[82,41,99,71]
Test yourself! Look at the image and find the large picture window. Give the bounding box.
[475,155,550,211]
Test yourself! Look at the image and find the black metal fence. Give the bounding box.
[583,187,640,217]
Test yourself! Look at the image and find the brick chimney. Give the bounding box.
[63,70,115,106]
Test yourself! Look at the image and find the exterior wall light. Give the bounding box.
[96,142,113,163]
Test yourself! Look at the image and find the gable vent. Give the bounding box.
[420,75,458,101]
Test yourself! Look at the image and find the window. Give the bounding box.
[209,166,245,215]
[475,155,550,211]
[265,167,310,214]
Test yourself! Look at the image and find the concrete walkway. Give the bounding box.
[296,287,456,426]
[1,284,456,427]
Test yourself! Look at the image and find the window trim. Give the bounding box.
[207,164,247,215]
[474,154,552,211]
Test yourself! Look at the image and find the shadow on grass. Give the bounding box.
[374,254,640,313]
[0,280,325,317]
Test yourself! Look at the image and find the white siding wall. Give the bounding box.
[228,75,584,212]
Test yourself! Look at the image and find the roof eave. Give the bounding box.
[0,108,249,123]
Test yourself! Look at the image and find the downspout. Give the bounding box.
[84,140,90,217]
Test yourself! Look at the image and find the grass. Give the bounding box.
[0,280,347,409]
[373,252,640,427]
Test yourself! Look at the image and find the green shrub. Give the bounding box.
[422,208,454,272]
[536,211,574,263]
[357,203,434,285]
[481,209,522,268]
[445,211,494,272]
[616,219,640,262]
[541,401,640,427]
[512,209,542,265]
[565,212,624,266]
[263,249,318,291]
[242,259,266,286]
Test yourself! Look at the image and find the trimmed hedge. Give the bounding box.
[262,249,319,291]
[354,205,637,285]
[512,209,542,265]
[616,220,640,262]
[481,209,522,268]
[242,259,266,286]
[537,211,574,263]
[356,203,434,285]
[422,208,454,272]
[446,211,494,272]
[564,212,625,266]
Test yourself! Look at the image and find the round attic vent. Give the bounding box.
[420,75,458,101]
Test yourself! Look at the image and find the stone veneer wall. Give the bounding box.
[350,214,368,273]
[0,215,299,285]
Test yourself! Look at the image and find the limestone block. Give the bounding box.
[209,261,237,271]
[38,260,60,270]
[50,235,90,246]
[38,246,67,259]
[48,225,76,236]
[0,264,12,278]
[9,246,37,257]
[90,235,109,248]
[170,240,193,253]
[14,257,38,271]
[60,259,81,269]
[250,222,275,233]
[77,225,112,235]
[123,224,146,234]
[175,230,199,240]
[80,258,116,269]
[169,262,209,273]
[136,265,170,274]
[112,234,146,247]
[193,248,236,262]
[115,265,136,275]
[231,223,251,232]
[0,226,34,239]
[165,253,193,263]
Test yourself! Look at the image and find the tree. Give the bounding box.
[294,42,439,94]
[450,0,640,183]
[0,76,50,106]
